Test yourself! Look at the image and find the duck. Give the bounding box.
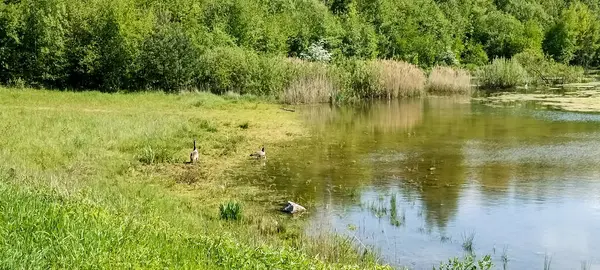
[190,139,199,163]
[250,146,266,159]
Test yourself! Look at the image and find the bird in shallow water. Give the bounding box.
[190,139,199,163]
[250,146,266,159]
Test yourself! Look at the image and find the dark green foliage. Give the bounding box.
[220,201,242,221]
[138,22,199,92]
[0,0,597,92]
[514,49,584,85]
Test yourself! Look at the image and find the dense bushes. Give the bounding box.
[477,51,585,89]
[513,50,584,85]
[0,0,597,94]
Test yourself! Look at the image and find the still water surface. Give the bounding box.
[255,97,600,269]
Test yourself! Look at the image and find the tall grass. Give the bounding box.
[370,59,426,98]
[281,59,338,104]
[427,66,472,94]
[0,180,341,269]
[280,58,427,104]
[477,58,529,89]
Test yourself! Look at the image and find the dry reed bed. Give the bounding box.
[427,66,472,94]
[281,59,338,104]
[370,59,426,98]
[281,59,475,104]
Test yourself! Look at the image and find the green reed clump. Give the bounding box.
[477,58,528,89]
[137,145,175,164]
[220,201,243,221]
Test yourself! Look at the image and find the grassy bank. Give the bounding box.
[0,87,390,269]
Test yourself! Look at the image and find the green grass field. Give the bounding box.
[0,87,390,269]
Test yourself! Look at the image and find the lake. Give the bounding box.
[247,96,600,269]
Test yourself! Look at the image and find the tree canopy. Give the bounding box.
[0,0,598,91]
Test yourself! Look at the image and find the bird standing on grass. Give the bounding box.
[190,139,199,163]
[250,146,266,159]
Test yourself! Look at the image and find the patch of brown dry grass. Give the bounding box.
[370,59,426,98]
[281,59,337,104]
[427,66,472,94]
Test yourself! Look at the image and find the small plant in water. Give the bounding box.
[219,201,242,221]
[581,260,591,270]
[544,253,552,270]
[501,246,509,270]
[389,194,405,227]
[366,201,388,218]
[440,235,452,243]
[434,254,493,270]
[462,231,475,253]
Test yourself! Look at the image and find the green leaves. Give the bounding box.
[0,0,598,91]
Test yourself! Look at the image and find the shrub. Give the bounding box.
[299,40,332,62]
[513,50,584,85]
[427,66,472,94]
[197,48,290,96]
[197,47,259,95]
[477,58,528,89]
[219,201,242,221]
[137,24,199,92]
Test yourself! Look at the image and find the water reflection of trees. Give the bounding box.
[248,98,600,230]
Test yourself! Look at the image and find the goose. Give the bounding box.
[250,146,266,159]
[190,139,199,163]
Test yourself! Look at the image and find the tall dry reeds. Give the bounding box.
[369,59,426,98]
[281,59,339,104]
[427,66,472,94]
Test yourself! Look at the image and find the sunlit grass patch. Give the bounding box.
[0,87,389,269]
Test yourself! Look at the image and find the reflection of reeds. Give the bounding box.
[581,261,591,270]
[501,246,509,270]
[462,231,475,253]
[303,99,424,134]
[389,194,405,227]
[544,253,552,270]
